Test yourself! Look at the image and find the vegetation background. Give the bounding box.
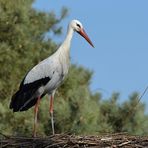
[0,0,148,136]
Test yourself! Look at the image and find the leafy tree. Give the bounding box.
[97,92,148,135]
[0,0,148,136]
[0,0,67,135]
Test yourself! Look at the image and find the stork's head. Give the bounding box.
[70,20,94,47]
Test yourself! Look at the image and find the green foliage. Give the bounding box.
[0,0,148,136]
[0,0,67,100]
[98,93,148,135]
[0,0,67,135]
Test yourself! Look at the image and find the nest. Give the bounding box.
[0,133,148,148]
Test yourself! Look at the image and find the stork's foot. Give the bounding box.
[33,96,41,138]
[33,115,37,137]
[50,112,55,135]
[33,132,36,138]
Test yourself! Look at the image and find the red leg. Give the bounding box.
[49,94,55,135]
[33,96,41,137]
[50,95,54,114]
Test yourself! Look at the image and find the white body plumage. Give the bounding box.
[23,23,73,99]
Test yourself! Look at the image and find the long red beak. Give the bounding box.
[77,28,94,48]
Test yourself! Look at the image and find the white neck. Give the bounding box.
[65,25,74,44]
[59,25,74,52]
[52,25,74,73]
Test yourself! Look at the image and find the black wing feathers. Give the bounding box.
[10,77,50,112]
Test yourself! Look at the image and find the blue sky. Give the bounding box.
[33,0,148,108]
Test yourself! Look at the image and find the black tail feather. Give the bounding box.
[10,77,50,112]
[10,88,38,112]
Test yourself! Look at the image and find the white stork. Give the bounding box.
[10,19,94,137]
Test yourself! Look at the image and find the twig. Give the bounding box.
[45,141,66,148]
[134,144,145,148]
[118,141,131,147]
[126,86,148,117]
[101,137,112,141]
[135,86,148,106]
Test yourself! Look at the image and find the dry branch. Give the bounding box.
[0,133,148,148]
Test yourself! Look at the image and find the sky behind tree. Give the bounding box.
[33,0,148,108]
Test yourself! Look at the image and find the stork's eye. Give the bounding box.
[76,23,81,28]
